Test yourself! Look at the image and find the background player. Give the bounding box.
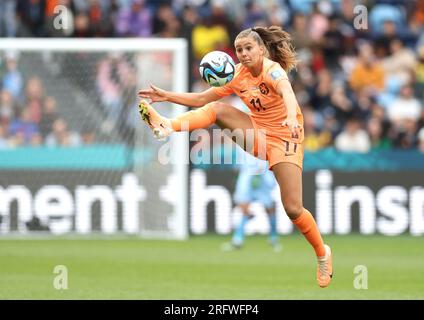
[224,150,280,251]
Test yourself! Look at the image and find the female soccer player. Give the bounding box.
[138,26,333,288]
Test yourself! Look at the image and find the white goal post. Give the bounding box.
[0,38,189,240]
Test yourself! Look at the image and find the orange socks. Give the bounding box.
[171,104,217,131]
[292,209,326,257]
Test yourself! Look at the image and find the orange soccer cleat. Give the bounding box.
[138,100,173,140]
[317,244,333,288]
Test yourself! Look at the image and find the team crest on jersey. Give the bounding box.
[259,82,269,95]
[270,70,282,80]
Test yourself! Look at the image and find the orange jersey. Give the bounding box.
[213,57,304,143]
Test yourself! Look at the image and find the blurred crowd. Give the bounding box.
[0,0,424,152]
[0,70,88,148]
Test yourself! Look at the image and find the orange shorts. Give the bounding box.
[249,116,304,170]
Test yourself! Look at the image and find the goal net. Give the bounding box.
[0,39,189,239]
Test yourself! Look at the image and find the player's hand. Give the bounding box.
[282,117,302,139]
[138,84,168,103]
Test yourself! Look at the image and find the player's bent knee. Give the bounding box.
[206,101,226,118]
[283,203,303,220]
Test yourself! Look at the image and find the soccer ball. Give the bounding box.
[199,51,235,87]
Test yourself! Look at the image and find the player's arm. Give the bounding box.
[138,85,221,108]
[275,76,302,138]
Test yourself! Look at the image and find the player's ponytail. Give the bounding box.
[236,26,298,73]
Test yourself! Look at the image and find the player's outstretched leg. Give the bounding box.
[138,100,173,140]
[139,100,219,139]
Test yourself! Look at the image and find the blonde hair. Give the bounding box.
[235,26,298,72]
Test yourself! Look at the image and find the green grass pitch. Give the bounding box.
[0,234,423,299]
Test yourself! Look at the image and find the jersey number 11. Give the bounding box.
[250,98,266,111]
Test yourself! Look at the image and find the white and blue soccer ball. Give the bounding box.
[199,51,235,87]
